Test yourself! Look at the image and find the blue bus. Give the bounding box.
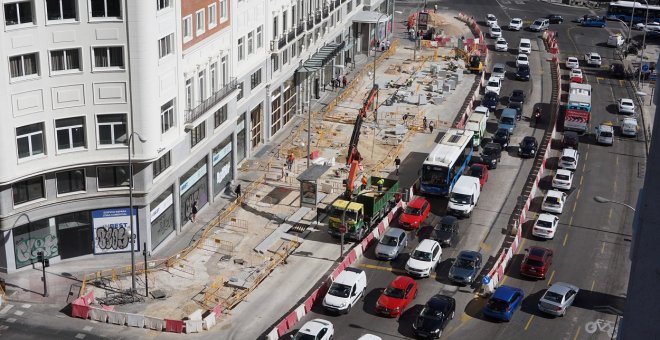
[419,129,474,196]
[606,1,660,23]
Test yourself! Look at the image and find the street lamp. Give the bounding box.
[636,0,651,88]
[593,196,636,211]
[373,11,390,125]
[127,131,147,296]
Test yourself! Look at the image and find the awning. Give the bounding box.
[351,11,392,24]
[296,41,346,74]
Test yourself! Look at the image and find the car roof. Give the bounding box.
[561,148,578,157]
[390,275,414,288]
[517,53,528,58]
[522,136,536,142]
[623,117,638,123]
[548,282,578,295]
[555,169,572,176]
[484,142,502,149]
[415,239,440,252]
[520,38,531,42]
[457,250,481,261]
[620,98,633,103]
[567,56,578,61]
[492,285,523,300]
[384,227,406,238]
[527,246,551,259]
[333,267,364,285]
[538,213,558,222]
[599,123,614,131]
[408,197,428,208]
[427,294,455,310]
[440,215,458,225]
[300,319,333,335]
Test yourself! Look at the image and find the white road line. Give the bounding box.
[75,333,86,339]
[0,305,13,315]
[83,326,93,332]
[13,310,24,316]
[5,318,16,323]
[20,304,31,309]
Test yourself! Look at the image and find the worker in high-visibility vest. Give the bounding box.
[376,178,385,192]
[361,175,368,191]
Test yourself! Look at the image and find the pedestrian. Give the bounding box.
[423,116,428,130]
[429,121,435,134]
[336,78,341,88]
[235,183,242,198]
[555,31,559,39]
[286,153,294,171]
[395,156,401,175]
[331,78,335,90]
[342,75,347,88]
[386,40,391,50]
[361,175,368,191]
[434,4,438,13]
[191,200,198,222]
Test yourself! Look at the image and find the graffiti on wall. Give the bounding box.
[95,224,130,250]
[14,234,59,268]
[91,208,138,254]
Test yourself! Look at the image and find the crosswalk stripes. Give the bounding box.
[0,304,13,315]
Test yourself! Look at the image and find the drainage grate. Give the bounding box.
[289,223,310,233]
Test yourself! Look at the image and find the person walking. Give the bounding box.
[423,116,428,130]
[235,184,242,198]
[191,200,198,222]
[331,78,336,90]
[342,75,347,88]
[429,120,435,134]
[286,154,295,171]
[395,156,401,175]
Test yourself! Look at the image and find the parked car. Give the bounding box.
[495,37,508,51]
[323,267,368,314]
[520,246,553,279]
[558,148,579,170]
[489,25,503,39]
[448,250,482,285]
[480,142,502,169]
[509,18,523,30]
[293,319,334,340]
[532,214,560,239]
[516,53,529,67]
[433,216,460,247]
[584,52,602,66]
[492,63,506,79]
[552,169,574,190]
[398,197,431,230]
[562,131,579,149]
[509,89,525,104]
[538,282,580,316]
[482,91,500,111]
[486,14,498,27]
[493,128,511,149]
[516,64,530,81]
[518,136,538,158]
[413,295,456,338]
[542,190,568,214]
[617,98,636,115]
[547,14,564,24]
[570,68,584,83]
[485,76,503,95]
[375,276,417,317]
[467,164,489,189]
[565,56,579,69]
[375,228,408,260]
[405,239,442,278]
[482,285,524,321]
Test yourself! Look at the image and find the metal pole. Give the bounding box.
[340,232,345,257]
[307,85,312,168]
[638,2,649,88]
[627,2,636,54]
[143,242,148,298]
[38,251,48,297]
[129,134,136,295]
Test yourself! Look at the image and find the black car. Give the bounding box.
[413,295,456,338]
[480,142,502,169]
[518,136,538,158]
[563,131,579,149]
[482,92,499,111]
[516,64,530,81]
[509,89,525,105]
[448,250,483,285]
[547,15,564,24]
[493,128,511,149]
[433,216,460,247]
[610,62,626,79]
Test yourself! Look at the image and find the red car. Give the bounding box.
[375,276,418,317]
[570,68,583,83]
[398,197,431,230]
[467,164,489,190]
[520,246,553,279]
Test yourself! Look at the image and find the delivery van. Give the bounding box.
[322,267,367,314]
[447,176,481,218]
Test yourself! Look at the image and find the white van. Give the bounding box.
[595,123,614,145]
[519,38,532,54]
[447,176,481,218]
[529,18,550,31]
[322,267,367,314]
[465,112,488,149]
[622,117,638,137]
[607,34,625,47]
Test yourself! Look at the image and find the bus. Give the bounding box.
[606,1,660,23]
[419,129,474,196]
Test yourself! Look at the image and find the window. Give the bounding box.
[4,1,34,26]
[46,0,77,21]
[210,62,217,94]
[237,82,244,100]
[185,78,194,109]
[97,166,129,188]
[250,104,263,148]
[195,9,205,36]
[221,56,228,85]
[247,31,254,55]
[90,0,121,19]
[161,99,175,133]
[271,54,279,72]
[97,114,127,145]
[183,15,192,41]
[214,104,228,128]
[273,17,278,39]
[9,53,39,79]
[56,169,85,194]
[219,0,228,21]
[250,69,262,89]
[50,48,81,73]
[55,117,85,151]
[291,44,296,58]
[152,151,171,178]
[198,70,206,102]
[282,49,288,65]
[16,123,45,159]
[158,34,173,59]
[238,37,244,61]
[282,10,287,32]
[257,25,263,48]
[191,121,206,147]
[208,3,216,28]
[157,0,171,11]
[93,46,124,70]
[13,177,45,205]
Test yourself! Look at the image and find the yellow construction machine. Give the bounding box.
[453,48,483,74]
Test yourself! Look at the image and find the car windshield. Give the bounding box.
[543,291,564,303]
[502,117,515,125]
[533,20,542,25]
[600,131,613,137]
[512,19,521,24]
[521,43,530,48]
[522,139,535,147]
[488,81,499,87]
[455,258,476,269]
[328,283,352,298]
[293,333,316,340]
[470,167,483,176]
[421,307,443,319]
[545,197,561,205]
[494,67,504,73]
[518,56,527,61]
[495,130,508,138]
[487,298,509,312]
[384,286,406,299]
[621,102,633,107]
[412,250,433,261]
[438,223,453,232]
[380,235,398,246]
[525,258,544,267]
[485,92,497,100]
[561,156,575,163]
[450,193,471,204]
[404,206,422,215]
[483,146,498,155]
[536,220,553,228]
[556,174,570,181]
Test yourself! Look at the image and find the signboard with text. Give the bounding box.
[92,208,138,254]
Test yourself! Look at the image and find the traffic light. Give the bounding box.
[37,251,44,263]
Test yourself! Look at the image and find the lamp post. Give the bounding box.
[373,12,390,125]
[594,196,636,212]
[128,132,147,296]
[637,0,650,88]
[305,100,311,168]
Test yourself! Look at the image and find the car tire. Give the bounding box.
[347,305,352,314]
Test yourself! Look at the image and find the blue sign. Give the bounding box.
[482,275,491,285]
[650,72,657,81]
[642,63,650,72]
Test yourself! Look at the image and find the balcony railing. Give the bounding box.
[297,22,305,35]
[315,11,321,24]
[278,35,287,49]
[185,78,238,123]
[307,17,314,30]
[288,30,296,42]
[322,6,329,18]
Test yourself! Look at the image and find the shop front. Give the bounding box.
[179,158,209,226]
[212,136,233,197]
[150,186,175,250]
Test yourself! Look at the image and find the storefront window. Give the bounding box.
[150,186,175,249]
[91,208,138,254]
[236,112,246,162]
[13,218,58,269]
[56,211,93,259]
[179,158,209,225]
[212,136,233,196]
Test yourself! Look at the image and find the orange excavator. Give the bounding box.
[345,85,378,198]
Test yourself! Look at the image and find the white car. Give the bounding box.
[495,37,508,51]
[622,117,639,137]
[644,22,660,32]
[533,213,560,239]
[617,98,636,115]
[565,57,579,69]
[405,239,442,278]
[585,52,602,66]
[489,25,503,38]
[293,319,334,340]
[558,148,579,170]
[485,76,502,95]
[492,63,506,79]
[486,14,498,27]
[516,54,529,68]
[552,169,574,190]
[542,190,568,214]
[634,21,660,30]
[509,18,523,30]
[474,105,490,119]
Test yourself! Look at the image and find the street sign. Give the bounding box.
[642,63,650,73]
[482,275,491,285]
[650,72,656,81]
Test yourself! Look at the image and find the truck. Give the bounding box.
[465,112,487,149]
[564,84,592,133]
[327,176,400,240]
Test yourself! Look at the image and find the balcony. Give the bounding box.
[322,6,329,18]
[185,78,238,124]
[315,11,321,24]
[288,30,296,42]
[297,22,305,35]
[278,35,287,49]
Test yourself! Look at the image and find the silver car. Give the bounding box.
[538,282,579,316]
[374,228,408,260]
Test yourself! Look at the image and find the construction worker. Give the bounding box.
[361,175,368,191]
[395,156,401,175]
[376,178,385,192]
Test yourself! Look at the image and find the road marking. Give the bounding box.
[6,318,16,323]
[83,326,93,332]
[573,201,577,213]
[620,79,626,86]
[584,152,588,162]
[569,216,574,226]
[548,271,556,285]
[563,234,569,247]
[580,175,584,186]
[480,242,492,252]
[613,180,617,193]
[524,315,535,330]
[597,77,604,84]
[75,333,86,339]
[591,280,596,291]
[601,242,606,254]
[20,304,31,309]
[13,310,23,316]
[573,325,582,340]
[576,188,581,200]
[582,163,586,172]
[609,207,613,220]
[0,305,13,314]
[616,155,619,166]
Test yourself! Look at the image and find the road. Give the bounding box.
[286,1,646,340]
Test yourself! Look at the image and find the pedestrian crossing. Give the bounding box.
[500,0,527,4]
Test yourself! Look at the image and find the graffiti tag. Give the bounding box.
[15,234,59,267]
[95,224,130,250]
